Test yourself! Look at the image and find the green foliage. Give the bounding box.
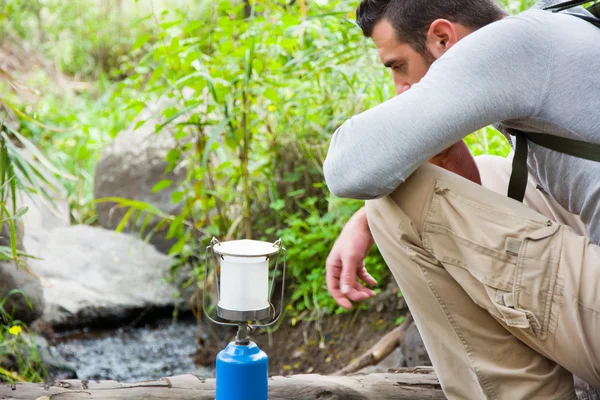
[1,0,164,78]
[0,69,58,385]
[0,291,46,383]
[105,0,391,316]
[2,0,537,322]
[465,127,511,157]
[100,0,528,317]
[499,0,539,14]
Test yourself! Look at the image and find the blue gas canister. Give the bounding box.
[215,341,269,400]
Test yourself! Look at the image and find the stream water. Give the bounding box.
[53,318,215,382]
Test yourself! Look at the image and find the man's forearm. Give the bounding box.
[349,206,375,246]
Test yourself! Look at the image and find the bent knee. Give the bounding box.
[367,164,450,235]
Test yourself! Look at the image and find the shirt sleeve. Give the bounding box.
[323,11,553,199]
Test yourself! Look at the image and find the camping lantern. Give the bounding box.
[203,237,287,400]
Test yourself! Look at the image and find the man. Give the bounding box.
[323,0,600,398]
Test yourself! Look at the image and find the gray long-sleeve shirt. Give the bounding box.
[323,5,600,244]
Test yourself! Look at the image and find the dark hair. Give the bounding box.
[356,0,507,54]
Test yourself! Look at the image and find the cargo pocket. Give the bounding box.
[422,179,562,340]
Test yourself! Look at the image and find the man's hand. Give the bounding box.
[326,207,377,309]
[429,140,481,184]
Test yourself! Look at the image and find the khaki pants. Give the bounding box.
[365,155,600,399]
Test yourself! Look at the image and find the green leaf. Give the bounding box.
[151,179,172,193]
[269,199,285,211]
[263,87,279,102]
[14,206,28,219]
[175,71,228,104]
[288,189,305,197]
[0,203,17,259]
[115,207,135,234]
[4,127,75,180]
[155,102,201,133]
[132,34,151,51]
[94,197,169,219]
[171,191,185,204]
[159,20,181,30]
[149,65,165,86]
[133,120,146,131]
[184,20,203,34]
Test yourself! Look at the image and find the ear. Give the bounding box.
[425,19,459,59]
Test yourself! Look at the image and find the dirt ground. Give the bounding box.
[194,282,408,376]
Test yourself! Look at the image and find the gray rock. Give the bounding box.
[23,224,184,328]
[31,334,77,381]
[0,222,44,324]
[94,95,191,254]
[400,321,432,368]
[575,376,600,399]
[357,347,404,374]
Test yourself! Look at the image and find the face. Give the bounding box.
[371,20,433,95]
[371,18,470,95]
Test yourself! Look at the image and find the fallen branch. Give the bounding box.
[332,314,413,376]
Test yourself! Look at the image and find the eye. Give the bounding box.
[392,63,404,72]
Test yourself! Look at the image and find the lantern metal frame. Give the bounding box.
[203,237,287,343]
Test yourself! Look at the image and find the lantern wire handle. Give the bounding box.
[203,237,288,330]
[210,238,222,304]
[267,239,283,301]
[253,245,286,329]
[202,241,239,328]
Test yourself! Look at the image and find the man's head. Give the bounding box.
[356,0,507,94]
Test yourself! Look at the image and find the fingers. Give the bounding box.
[340,253,360,295]
[326,251,377,310]
[326,262,353,310]
[357,264,377,286]
[344,281,376,303]
[331,287,354,310]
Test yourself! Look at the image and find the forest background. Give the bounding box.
[0,0,532,382]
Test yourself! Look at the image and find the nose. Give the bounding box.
[395,83,411,95]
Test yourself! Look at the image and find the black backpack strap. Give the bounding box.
[506,131,530,202]
[506,129,600,202]
[574,14,600,27]
[544,0,591,12]
[543,0,600,26]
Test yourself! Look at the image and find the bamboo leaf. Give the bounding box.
[0,202,18,260]
[202,117,230,169]
[4,125,76,180]
[139,213,153,238]
[115,207,135,234]
[155,102,201,133]
[13,206,28,219]
[2,100,73,132]
[0,246,39,260]
[151,179,172,193]
[173,72,221,103]
[94,197,170,219]
[0,366,27,383]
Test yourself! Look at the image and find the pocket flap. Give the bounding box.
[526,222,559,241]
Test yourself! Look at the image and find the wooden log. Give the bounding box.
[0,367,444,399]
[1,367,597,399]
